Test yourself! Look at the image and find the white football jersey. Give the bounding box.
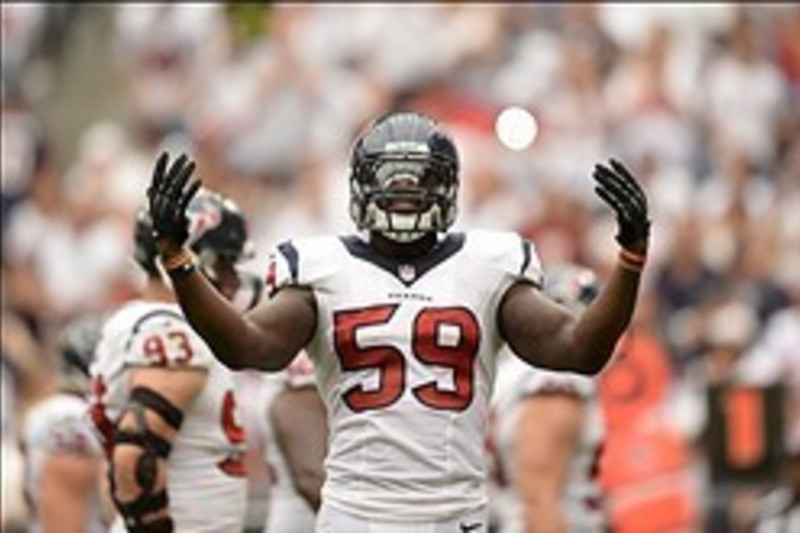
[257,353,318,533]
[89,300,247,532]
[265,230,543,522]
[490,350,606,533]
[22,393,107,533]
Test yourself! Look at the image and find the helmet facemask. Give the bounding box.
[350,152,458,243]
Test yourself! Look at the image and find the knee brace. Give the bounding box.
[110,387,184,532]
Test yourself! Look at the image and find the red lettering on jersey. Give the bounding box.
[143,334,168,365]
[413,307,480,411]
[334,304,404,412]
[88,376,115,456]
[217,390,247,477]
[142,330,194,365]
[333,304,481,413]
[167,330,193,363]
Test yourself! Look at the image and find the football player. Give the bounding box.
[489,264,607,533]
[89,189,252,532]
[146,111,650,532]
[22,315,108,533]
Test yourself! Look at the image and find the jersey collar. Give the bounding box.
[340,233,465,287]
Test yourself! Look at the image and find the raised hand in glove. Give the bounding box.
[147,152,201,247]
[593,159,650,255]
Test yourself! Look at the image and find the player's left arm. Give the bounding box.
[500,159,649,374]
[39,446,103,532]
[109,367,205,532]
[514,391,585,533]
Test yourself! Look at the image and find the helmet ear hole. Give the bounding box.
[348,112,460,240]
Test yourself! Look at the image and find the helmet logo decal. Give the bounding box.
[188,208,221,243]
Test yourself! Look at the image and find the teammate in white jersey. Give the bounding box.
[22,316,108,533]
[145,112,651,532]
[256,351,327,532]
[490,265,607,533]
[89,188,251,532]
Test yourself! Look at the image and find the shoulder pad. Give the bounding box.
[263,236,340,296]
[45,416,103,456]
[124,309,215,370]
[467,230,544,288]
[27,398,103,457]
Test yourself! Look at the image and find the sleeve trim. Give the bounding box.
[277,240,299,284]
[519,237,531,277]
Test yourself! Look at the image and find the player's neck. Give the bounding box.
[368,231,438,260]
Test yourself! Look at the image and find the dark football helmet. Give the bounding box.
[134,187,255,297]
[543,264,599,312]
[349,112,460,242]
[58,315,103,393]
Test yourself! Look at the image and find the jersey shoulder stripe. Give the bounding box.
[276,240,299,284]
[264,235,341,295]
[520,239,532,276]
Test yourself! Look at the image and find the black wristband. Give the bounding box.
[167,261,197,280]
[128,516,174,533]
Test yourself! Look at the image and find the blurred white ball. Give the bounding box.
[495,106,538,151]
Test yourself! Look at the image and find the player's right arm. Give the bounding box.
[147,153,316,372]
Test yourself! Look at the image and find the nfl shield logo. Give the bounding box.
[398,264,416,282]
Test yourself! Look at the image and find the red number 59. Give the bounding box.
[334,305,480,413]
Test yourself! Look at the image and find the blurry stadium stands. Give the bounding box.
[2,3,798,531]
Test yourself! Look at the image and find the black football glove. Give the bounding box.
[593,158,650,253]
[146,152,201,246]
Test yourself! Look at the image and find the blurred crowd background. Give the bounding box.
[2,3,799,532]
